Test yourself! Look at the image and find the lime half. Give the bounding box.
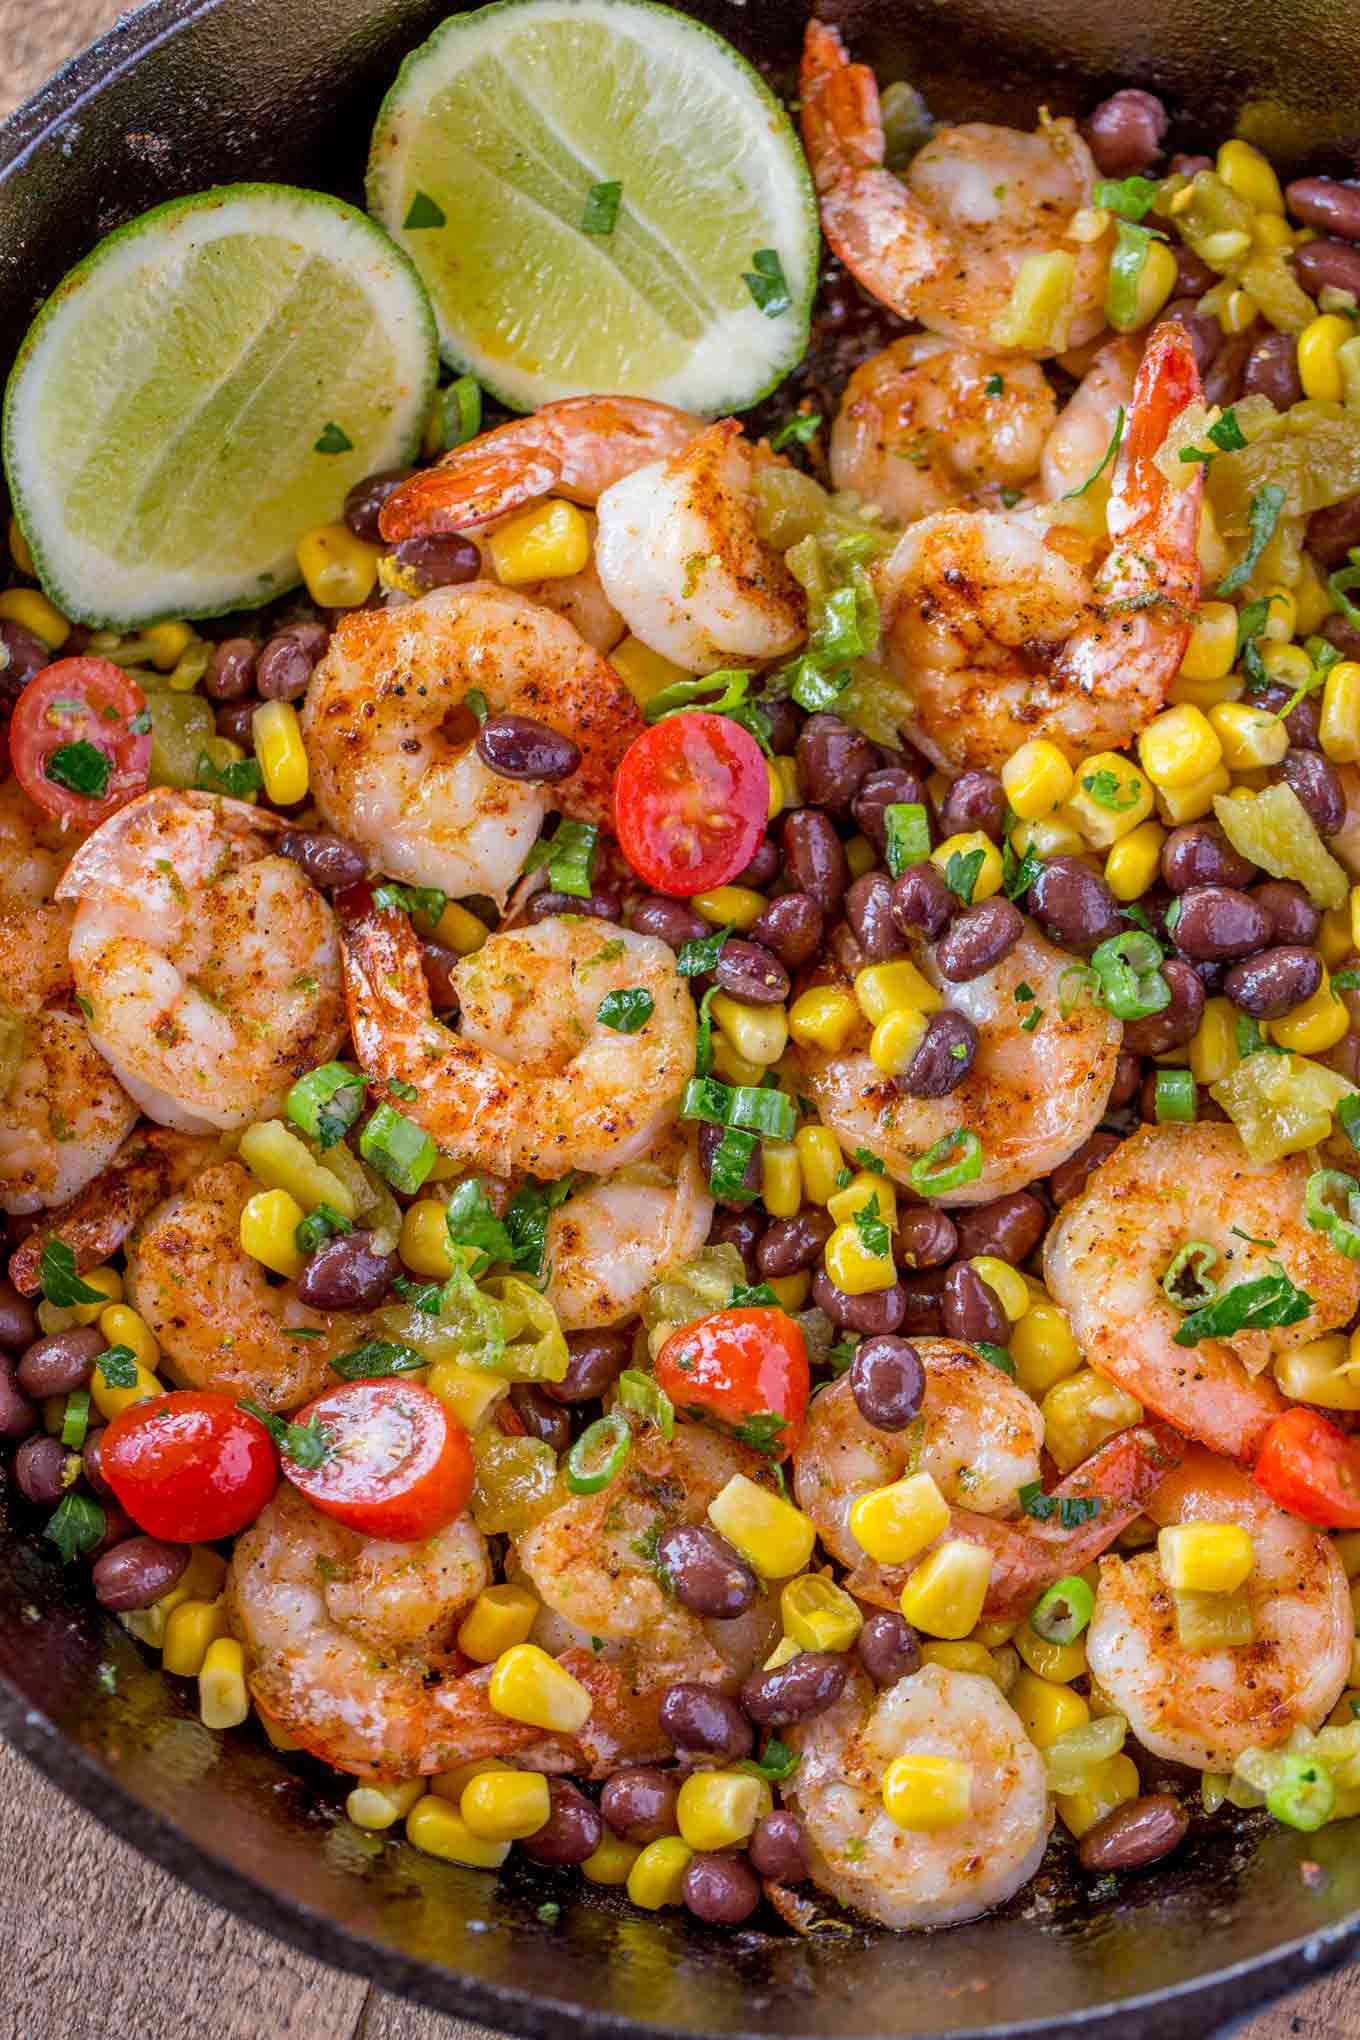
[4,184,437,628]
[367,0,817,414]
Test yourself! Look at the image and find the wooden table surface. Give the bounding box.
[2,4,1360,2035]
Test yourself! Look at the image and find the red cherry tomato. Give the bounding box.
[612,711,767,896]
[1254,1406,1360,1528]
[654,1306,809,1459]
[9,658,151,826]
[276,1379,474,1541]
[101,1391,279,1542]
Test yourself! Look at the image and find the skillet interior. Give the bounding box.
[2,0,1360,2030]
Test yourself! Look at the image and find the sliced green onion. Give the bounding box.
[909,1129,983,1196]
[1030,1574,1095,1644]
[294,1203,354,1255]
[1107,222,1159,329]
[60,1389,91,1450]
[359,1103,437,1195]
[286,1061,365,1148]
[884,803,931,878]
[525,818,598,899]
[1265,1752,1336,1832]
[565,1412,631,1494]
[1092,174,1160,220]
[439,375,482,450]
[617,1369,675,1440]
[1161,1240,1220,1311]
[1154,1069,1198,1124]
[680,1078,796,1141]
[1304,1168,1360,1259]
[1090,930,1170,1022]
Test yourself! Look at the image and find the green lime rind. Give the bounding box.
[3,183,438,629]
[367,0,818,416]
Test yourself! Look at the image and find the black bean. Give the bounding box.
[1224,945,1323,1019]
[391,534,482,592]
[660,1683,753,1761]
[941,1263,1008,1346]
[1082,88,1168,175]
[90,1501,136,1558]
[520,1780,603,1865]
[895,1205,958,1269]
[0,620,50,709]
[476,713,581,784]
[698,1121,762,1210]
[734,839,781,891]
[1294,238,1360,301]
[1308,493,1360,572]
[525,887,621,923]
[504,1382,571,1454]
[708,1209,764,1283]
[852,767,929,858]
[1077,1793,1188,1874]
[857,1610,922,1686]
[1170,152,1213,178]
[295,1232,396,1311]
[1162,297,1221,374]
[81,1427,114,1500]
[783,809,848,915]
[751,893,824,971]
[748,1810,809,1882]
[757,1209,833,1279]
[1203,327,1256,410]
[203,636,258,701]
[1109,1052,1143,1109]
[14,1434,68,1507]
[1252,879,1320,947]
[811,1269,907,1335]
[629,895,708,949]
[1160,822,1256,894]
[891,862,953,939]
[1051,1131,1121,1207]
[0,1281,37,1353]
[796,714,876,812]
[762,694,803,759]
[934,898,1022,982]
[741,1651,848,1726]
[1121,956,1205,1056]
[546,1328,631,1405]
[827,919,868,980]
[657,1523,758,1619]
[255,632,318,702]
[215,700,258,749]
[898,1268,949,1334]
[17,1326,104,1399]
[683,1853,761,1925]
[844,872,905,962]
[1028,856,1122,953]
[601,1768,678,1844]
[1251,682,1321,752]
[938,770,1006,844]
[712,938,790,1005]
[898,1011,977,1098]
[1322,612,1360,664]
[419,938,461,1013]
[850,1336,924,1431]
[343,467,415,542]
[1242,331,1302,409]
[952,1193,1047,1266]
[279,829,368,890]
[92,1537,189,1613]
[1170,884,1272,961]
[1281,748,1345,837]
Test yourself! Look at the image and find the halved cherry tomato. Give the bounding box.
[277,1379,474,1541]
[654,1306,808,1459]
[612,711,767,896]
[1254,1406,1360,1528]
[101,1391,279,1542]
[10,658,151,826]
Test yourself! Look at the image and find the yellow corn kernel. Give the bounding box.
[763,1634,802,1672]
[789,986,861,1053]
[709,1472,816,1579]
[992,248,1075,350]
[866,1008,928,1079]
[844,834,876,880]
[90,1351,161,1423]
[1351,884,1360,954]
[771,752,801,809]
[1269,970,1349,1054]
[95,1302,158,1370]
[296,523,381,608]
[1011,1668,1090,1749]
[1320,660,1360,764]
[1298,314,1352,403]
[1295,551,1334,635]
[1276,1333,1360,1410]
[160,1596,228,1678]
[828,1170,898,1233]
[849,1471,950,1567]
[1064,753,1155,850]
[854,959,941,1026]
[1138,703,1223,789]
[433,900,489,956]
[882,1752,973,1830]
[117,1546,224,1647]
[795,1123,843,1202]
[1217,137,1284,212]
[430,1759,507,1803]
[583,1833,642,1885]
[764,756,786,823]
[1154,760,1232,826]
[1252,211,1294,252]
[1333,902,1360,969]
[1015,1619,1088,1684]
[930,830,1003,903]
[824,1223,896,1295]
[767,1271,811,1312]
[1010,809,1087,858]
[1179,600,1239,682]
[1101,819,1164,904]
[1002,739,1074,820]
[899,1538,992,1640]
[710,1035,764,1086]
[399,1198,455,1278]
[1168,664,1243,711]
[7,516,34,576]
[1041,1369,1143,1475]
[1208,701,1290,771]
[1260,583,1297,643]
[608,634,690,707]
[1158,1521,1255,1594]
[68,1264,123,1326]
[921,1639,1004,1683]
[342,1779,424,1832]
[237,1119,358,1221]
[676,1770,769,1851]
[1189,996,1240,1084]
[1195,495,1228,584]
[1216,285,1260,336]
[487,1643,592,1733]
[626,1835,692,1910]
[489,499,591,584]
[239,1186,307,1279]
[407,1795,510,1868]
[461,1770,551,1842]
[426,1359,506,1431]
[1056,1753,1140,1839]
[782,1572,864,1653]
[760,1140,802,1219]
[1113,236,1179,331]
[252,700,309,805]
[458,1584,539,1663]
[1010,1298,1082,1398]
[138,621,192,675]
[198,1637,249,1730]
[692,884,765,931]
[710,991,788,1068]
[969,1256,1030,1324]
[0,587,68,650]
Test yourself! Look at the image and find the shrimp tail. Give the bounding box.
[1103,318,1204,619]
[8,1127,222,1295]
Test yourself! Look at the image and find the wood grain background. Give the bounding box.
[0,3,1357,2034]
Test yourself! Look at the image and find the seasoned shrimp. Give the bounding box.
[1039,335,1141,502]
[0,778,78,1017]
[8,1125,220,1295]
[831,337,1057,524]
[879,321,1203,773]
[792,920,1122,1203]
[341,902,695,1180]
[55,790,345,1134]
[1044,1122,1360,1462]
[800,21,1105,355]
[1088,1449,1352,1771]
[0,1009,138,1214]
[301,584,642,906]
[544,1128,714,1330]
[785,1663,1049,1930]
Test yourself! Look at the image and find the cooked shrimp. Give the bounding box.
[55,790,345,1134]
[516,551,625,655]
[800,21,1105,355]
[1044,1121,1360,1462]
[301,584,642,907]
[341,902,695,1181]
[8,1125,220,1295]
[784,1663,1049,1930]
[1039,335,1141,502]
[878,321,1203,773]
[0,778,78,1017]
[791,920,1122,1204]
[544,1128,714,1330]
[0,1009,138,1215]
[831,336,1056,524]
[1087,1448,1352,1771]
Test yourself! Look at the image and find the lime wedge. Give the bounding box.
[4,184,437,628]
[367,0,817,414]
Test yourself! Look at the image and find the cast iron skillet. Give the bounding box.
[4,0,1360,2031]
